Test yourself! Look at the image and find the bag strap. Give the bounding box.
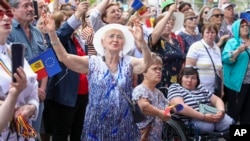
[200,41,218,76]
[120,88,133,106]
[245,49,250,59]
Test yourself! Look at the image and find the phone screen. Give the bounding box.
[11,43,25,82]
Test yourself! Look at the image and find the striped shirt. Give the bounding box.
[167,83,213,122]
[80,26,96,55]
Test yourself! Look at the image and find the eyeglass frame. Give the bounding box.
[212,14,224,18]
[0,9,13,20]
[185,16,198,21]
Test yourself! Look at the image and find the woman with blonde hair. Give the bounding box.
[198,5,211,33]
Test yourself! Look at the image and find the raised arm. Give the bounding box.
[130,21,152,74]
[94,0,112,14]
[45,14,89,74]
[43,1,90,74]
[151,4,176,45]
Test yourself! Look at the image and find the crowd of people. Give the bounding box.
[0,0,250,140]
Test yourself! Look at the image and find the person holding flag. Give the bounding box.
[0,1,39,140]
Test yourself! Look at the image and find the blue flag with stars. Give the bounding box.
[39,48,62,77]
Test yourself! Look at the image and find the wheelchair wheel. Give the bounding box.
[162,119,188,141]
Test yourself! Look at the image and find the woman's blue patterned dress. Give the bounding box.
[81,56,140,141]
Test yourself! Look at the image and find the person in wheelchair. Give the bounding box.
[132,53,171,141]
[167,67,234,134]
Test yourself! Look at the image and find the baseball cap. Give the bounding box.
[221,2,236,10]
[161,0,175,12]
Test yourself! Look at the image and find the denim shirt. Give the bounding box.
[7,19,46,61]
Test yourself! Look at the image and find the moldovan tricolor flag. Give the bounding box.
[29,48,62,80]
[131,0,148,16]
[44,0,54,3]
[145,17,155,27]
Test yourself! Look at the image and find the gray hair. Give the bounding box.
[9,0,21,8]
[207,7,223,21]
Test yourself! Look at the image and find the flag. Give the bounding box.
[145,17,155,28]
[44,0,54,3]
[29,48,61,80]
[131,0,148,16]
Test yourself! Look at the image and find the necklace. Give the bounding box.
[108,65,118,74]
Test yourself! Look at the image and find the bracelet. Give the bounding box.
[51,39,60,46]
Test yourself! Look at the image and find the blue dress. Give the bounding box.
[81,56,140,141]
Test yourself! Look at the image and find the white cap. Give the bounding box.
[221,3,236,11]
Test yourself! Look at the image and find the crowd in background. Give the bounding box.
[0,0,250,140]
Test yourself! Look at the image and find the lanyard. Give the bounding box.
[0,58,11,76]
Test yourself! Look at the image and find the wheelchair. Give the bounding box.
[158,87,229,141]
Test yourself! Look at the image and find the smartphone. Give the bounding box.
[11,43,25,82]
[33,0,39,20]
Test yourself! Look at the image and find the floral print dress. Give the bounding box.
[149,35,185,89]
[132,84,169,141]
[81,56,140,141]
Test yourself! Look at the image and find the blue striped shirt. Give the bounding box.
[167,83,213,122]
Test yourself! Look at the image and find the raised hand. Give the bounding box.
[129,20,144,43]
[10,67,27,96]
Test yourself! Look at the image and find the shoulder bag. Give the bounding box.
[189,90,218,114]
[201,42,222,97]
[120,89,146,123]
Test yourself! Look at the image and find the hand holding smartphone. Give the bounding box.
[11,43,25,82]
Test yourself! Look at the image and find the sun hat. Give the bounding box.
[93,24,134,56]
[161,0,175,12]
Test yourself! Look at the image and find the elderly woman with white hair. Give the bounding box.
[41,10,152,140]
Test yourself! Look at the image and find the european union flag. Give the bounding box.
[29,48,61,80]
[40,48,62,77]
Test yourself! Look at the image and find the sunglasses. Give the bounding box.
[0,10,13,20]
[204,11,209,14]
[186,16,198,21]
[212,14,224,18]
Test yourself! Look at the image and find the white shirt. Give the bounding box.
[0,43,39,141]
[186,39,222,93]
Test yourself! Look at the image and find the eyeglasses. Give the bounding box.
[186,16,198,21]
[212,14,224,18]
[0,10,13,20]
[204,11,209,14]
